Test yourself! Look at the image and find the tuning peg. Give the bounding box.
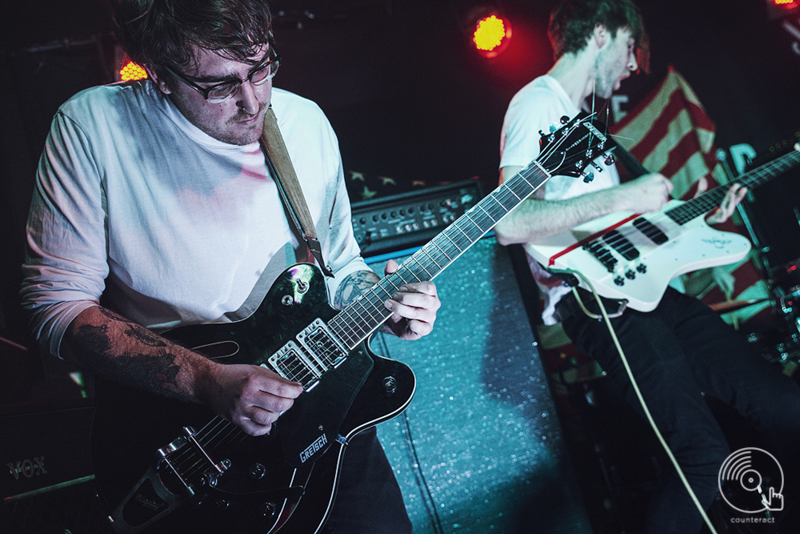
[582,171,595,183]
[560,116,570,124]
[604,153,615,166]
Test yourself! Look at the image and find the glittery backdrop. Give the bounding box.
[368,237,591,534]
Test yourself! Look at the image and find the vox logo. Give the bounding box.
[7,457,47,480]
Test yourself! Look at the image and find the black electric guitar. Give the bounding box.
[90,112,616,533]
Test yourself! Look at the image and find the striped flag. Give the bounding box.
[609,67,771,325]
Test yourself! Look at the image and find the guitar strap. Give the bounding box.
[260,106,334,277]
[612,143,649,179]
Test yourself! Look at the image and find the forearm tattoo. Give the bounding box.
[71,308,183,395]
[333,270,380,309]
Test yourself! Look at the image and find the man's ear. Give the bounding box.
[146,66,172,95]
[592,24,608,48]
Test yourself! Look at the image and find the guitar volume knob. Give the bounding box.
[260,502,277,518]
[249,463,266,480]
[382,376,398,396]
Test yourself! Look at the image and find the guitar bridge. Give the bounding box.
[108,427,231,532]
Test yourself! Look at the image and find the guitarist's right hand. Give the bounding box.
[204,362,304,436]
[614,173,673,213]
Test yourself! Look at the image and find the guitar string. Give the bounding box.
[167,417,246,486]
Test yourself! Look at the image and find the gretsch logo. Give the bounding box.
[7,457,47,480]
[299,434,327,463]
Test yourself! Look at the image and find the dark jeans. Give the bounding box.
[322,427,412,534]
[559,287,800,534]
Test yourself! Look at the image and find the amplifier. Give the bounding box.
[351,180,483,257]
[1,404,95,502]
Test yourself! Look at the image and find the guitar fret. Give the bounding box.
[429,239,454,262]
[504,186,522,200]
[475,203,497,223]
[666,149,800,226]
[420,248,442,271]
[449,219,472,244]
[482,194,513,220]
[412,256,434,278]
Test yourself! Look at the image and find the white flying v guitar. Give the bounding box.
[526,144,800,312]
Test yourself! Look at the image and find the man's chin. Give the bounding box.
[222,124,264,146]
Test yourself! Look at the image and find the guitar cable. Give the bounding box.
[374,332,446,534]
[552,267,720,534]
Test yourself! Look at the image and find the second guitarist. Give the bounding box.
[20,1,440,533]
[494,1,800,533]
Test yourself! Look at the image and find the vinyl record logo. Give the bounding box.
[718,447,784,513]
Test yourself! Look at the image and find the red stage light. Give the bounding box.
[472,14,512,58]
[119,59,148,82]
[773,0,800,9]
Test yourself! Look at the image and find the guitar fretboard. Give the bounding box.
[666,148,800,225]
[328,160,551,350]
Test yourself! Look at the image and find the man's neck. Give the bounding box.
[547,50,597,109]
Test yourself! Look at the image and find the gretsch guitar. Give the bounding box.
[90,112,616,533]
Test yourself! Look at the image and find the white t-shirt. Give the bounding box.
[499,75,620,324]
[22,81,367,356]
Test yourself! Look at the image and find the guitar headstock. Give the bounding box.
[537,113,618,183]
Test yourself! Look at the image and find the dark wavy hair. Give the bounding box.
[549,0,648,71]
[113,0,273,76]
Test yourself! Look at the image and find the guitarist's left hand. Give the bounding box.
[703,182,748,225]
[381,259,441,340]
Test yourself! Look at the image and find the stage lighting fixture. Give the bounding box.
[472,13,512,58]
[773,0,800,9]
[119,57,148,82]
[461,4,512,59]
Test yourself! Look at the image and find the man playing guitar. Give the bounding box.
[20,1,440,532]
[494,1,800,532]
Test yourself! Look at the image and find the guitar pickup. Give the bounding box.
[583,240,618,272]
[633,217,668,244]
[602,229,640,260]
[268,319,347,392]
[269,342,322,391]
[296,319,348,370]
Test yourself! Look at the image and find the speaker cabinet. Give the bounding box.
[367,236,591,534]
[1,405,109,534]
[744,166,800,277]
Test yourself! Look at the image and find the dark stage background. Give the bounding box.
[2,0,800,532]
[2,0,800,354]
[4,0,800,358]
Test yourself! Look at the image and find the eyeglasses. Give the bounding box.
[164,45,281,104]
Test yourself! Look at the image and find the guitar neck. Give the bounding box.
[328,161,551,350]
[666,148,800,225]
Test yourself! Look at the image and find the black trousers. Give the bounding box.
[322,427,412,534]
[559,287,800,533]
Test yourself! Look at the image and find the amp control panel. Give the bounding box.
[351,181,483,257]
